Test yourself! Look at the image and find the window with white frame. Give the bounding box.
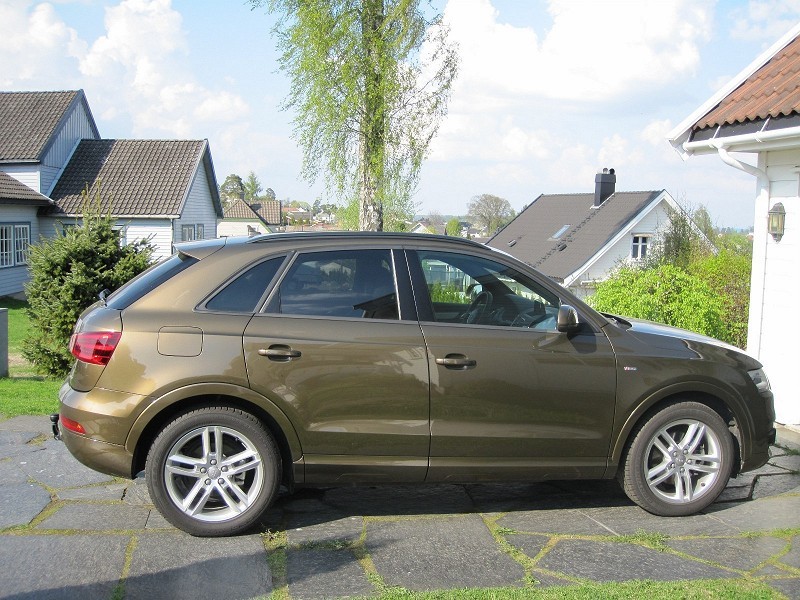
[0,223,30,268]
[631,235,650,260]
[181,224,205,242]
[181,225,196,241]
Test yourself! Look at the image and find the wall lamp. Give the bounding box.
[768,202,786,242]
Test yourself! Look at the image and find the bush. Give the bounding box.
[588,265,727,341]
[23,188,153,377]
[688,250,751,349]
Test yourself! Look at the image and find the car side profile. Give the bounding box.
[55,232,776,536]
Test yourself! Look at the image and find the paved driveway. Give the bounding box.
[1,415,798,599]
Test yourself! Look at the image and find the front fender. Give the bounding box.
[609,380,754,469]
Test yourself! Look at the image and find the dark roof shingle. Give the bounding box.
[48,139,210,216]
[488,191,662,280]
[0,91,90,162]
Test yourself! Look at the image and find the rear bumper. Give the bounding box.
[60,426,135,479]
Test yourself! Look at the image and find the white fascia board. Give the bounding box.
[666,22,800,157]
[563,191,671,286]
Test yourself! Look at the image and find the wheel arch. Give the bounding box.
[126,383,303,486]
[609,382,748,477]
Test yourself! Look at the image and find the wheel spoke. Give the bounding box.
[679,470,694,501]
[647,462,674,488]
[166,463,200,478]
[187,484,216,516]
[223,450,262,476]
[682,422,706,454]
[181,478,206,512]
[651,436,673,461]
[687,460,720,475]
[215,482,245,514]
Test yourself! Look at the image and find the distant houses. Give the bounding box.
[0,90,222,297]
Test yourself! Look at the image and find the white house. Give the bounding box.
[218,198,281,237]
[488,169,695,298]
[667,24,800,425]
[0,90,223,297]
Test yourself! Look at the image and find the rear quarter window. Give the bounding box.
[205,256,285,313]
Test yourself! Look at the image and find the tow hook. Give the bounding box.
[50,414,62,441]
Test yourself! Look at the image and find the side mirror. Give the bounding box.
[556,304,580,333]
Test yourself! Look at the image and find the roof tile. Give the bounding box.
[0,91,81,162]
[48,139,206,216]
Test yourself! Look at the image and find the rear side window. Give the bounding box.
[206,256,285,313]
[107,253,197,310]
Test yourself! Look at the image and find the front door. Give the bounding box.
[407,249,617,482]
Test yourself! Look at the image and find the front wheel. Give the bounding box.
[146,406,281,536]
[620,402,734,516]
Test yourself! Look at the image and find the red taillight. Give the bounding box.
[69,331,122,366]
[60,416,86,435]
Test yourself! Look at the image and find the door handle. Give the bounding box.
[435,354,476,370]
[258,346,302,361]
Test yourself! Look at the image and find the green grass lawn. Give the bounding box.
[0,298,61,418]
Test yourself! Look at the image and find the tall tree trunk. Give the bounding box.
[359,0,386,231]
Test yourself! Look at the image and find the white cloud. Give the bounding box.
[0,1,86,86]
[444,0,714,103]
[641,120,673,146]
[76,0,251,138]
[730,0,800,42]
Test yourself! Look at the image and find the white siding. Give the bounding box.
[40,100,98,194]
[2,166,41,194]
[120,220,174,260]
[748,150,800,424]
[0,205,45,296]
[175,164,218,244]
[217,219,266,238]
[38,217,174,261]
[566,200,673,298]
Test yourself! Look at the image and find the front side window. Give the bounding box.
[268,249,398,319]
[0,223,31,268]
[413,250,561,330]
[632,235,649,259]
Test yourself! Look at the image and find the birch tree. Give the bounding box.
[250,0,458,230]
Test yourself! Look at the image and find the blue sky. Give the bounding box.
[3,1,800,227]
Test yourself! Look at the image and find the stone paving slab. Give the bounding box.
[780,536,800,569]
[287,547,375,599]
[17,439,115,488]
[0,534,128,599]
[125,533,272,600]
[0,455,32,484]
[768,577,800,598]
[0,482,51,528]
[287,512,364,546]
[580,504,739,536]
[705,496,800,531]
[57,483,128,501]
[497,508,613,536]
[37,503,150,531]
[539,539,735,582]
[323,484,475,516]
[666,536,788,571]
[753,473,800,498]
[366,515,525,591]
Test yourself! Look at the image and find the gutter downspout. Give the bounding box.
[713,142,767,179]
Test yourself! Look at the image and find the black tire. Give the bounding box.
[620,401,734,516]
[146,406,281,536]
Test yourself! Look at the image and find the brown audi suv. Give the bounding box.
[55,232,776,536]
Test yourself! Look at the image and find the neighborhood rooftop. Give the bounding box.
[0,91,98,163]
[48,139,219,217]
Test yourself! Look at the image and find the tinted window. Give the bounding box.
[414,250,560,330]
[206,256,285,312]
[269,249,398,319]
[107,253,197,310]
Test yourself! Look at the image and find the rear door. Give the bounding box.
[243,247,430,483]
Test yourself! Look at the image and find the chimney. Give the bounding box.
[594,168,616,207]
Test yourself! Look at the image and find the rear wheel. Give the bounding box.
[146,406,280,536]
[620,402,733,516]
